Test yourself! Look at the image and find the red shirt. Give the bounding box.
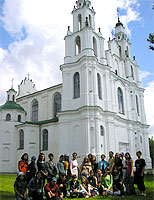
[18,160,28,174]
[45,183,59,197]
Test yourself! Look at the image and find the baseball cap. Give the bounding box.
[52,177,57,182]
[17,172,25,177]
[31,156,36,160]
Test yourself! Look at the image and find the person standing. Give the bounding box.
[37,153,48,185]
[26,156,37,183]
[108,151,114,173]
[57,155,65,176]
[134,151,146,196]
[124,152,135,195]
[98,154,108,174]
[91,155,98,176]
[70,152,79,178]
[18,153,29,175]
[46,153,57,183]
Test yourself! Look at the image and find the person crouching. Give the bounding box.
[45,177,63,200]
[28,171,44,200]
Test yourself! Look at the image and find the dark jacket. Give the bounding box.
[28,177,43,195]
[70,179,79,192]
[46,161,57,178]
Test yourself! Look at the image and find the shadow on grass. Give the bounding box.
[0,190,15,200]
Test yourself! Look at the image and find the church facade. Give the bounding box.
[0,0,151,173]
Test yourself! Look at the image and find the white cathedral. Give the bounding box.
[0,0,151,173]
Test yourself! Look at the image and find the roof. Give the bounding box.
[7,88,17,93]
[25,117,58,125]
[115,18,123,28]
[0,101,25,112]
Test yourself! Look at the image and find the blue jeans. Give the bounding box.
[15,195,30,200]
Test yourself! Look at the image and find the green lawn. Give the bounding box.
[0,174,153,200]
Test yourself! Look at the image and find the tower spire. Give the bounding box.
[115,8,123,28]
[11,78,14,89]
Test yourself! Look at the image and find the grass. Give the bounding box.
[0,174,153,200]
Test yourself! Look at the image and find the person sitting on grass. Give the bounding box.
[100,167,113,196]
[69,174,80,198]
[88,170,98,192]
[45,177,63,200]
[57,173,68,198]
[79,176,91,198]
[28,171,44,200]
[14,172,29,200]
[112,166,125,196]
[96,169,103,195]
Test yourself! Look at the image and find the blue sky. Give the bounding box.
[0,0,154,136]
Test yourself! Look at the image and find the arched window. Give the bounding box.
[97,73,102,99]
[19,130,24,149]
[54,92,61,117]
[32,99,38,122]
[136,95,140,116]
[140,135,142,144]
[119,46,122,58]
[117,87,124,114]
[42,129,48,151]
[93,37,97,56]
[115,59,119,75]
[12,95,15,101]
[18,115,21,122]
[100,125,104,136]
[89,14,92,27]
[74,72,80,98]
[7,95,10,101]
[78,14,82,30]
[6,113,11,121]
[131,66,134,80]
[75,36,81,55]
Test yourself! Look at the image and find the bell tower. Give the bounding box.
[64,0,105,64]
[61,0,106,111]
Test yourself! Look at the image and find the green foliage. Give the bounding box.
[147,33,154,50]
[0,174,154,200]
[149,137,154,167]
[147,1,154,50]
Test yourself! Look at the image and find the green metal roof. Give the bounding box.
[25,117,58,125]
[7,88,17,93]
[0,101,25,112]
[116,18,123,27]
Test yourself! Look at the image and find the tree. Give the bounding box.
[147,33,154,50]
[147,1,154,50]
[149,137,154,167]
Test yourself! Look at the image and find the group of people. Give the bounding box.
[14,151,147,200]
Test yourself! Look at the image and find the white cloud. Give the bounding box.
[144,81,154,137]
[139,70,151,80]
[1,0,153,137]
[0,0,141,106]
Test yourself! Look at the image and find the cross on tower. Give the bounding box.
[11,78,14,89]
[117,8,120,22]
[27,73,30,79]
